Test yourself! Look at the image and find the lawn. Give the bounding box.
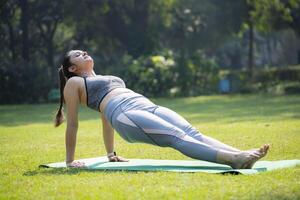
[0,94,299,199]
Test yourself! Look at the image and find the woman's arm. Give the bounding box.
[101,114,114,155]
[64,79,80,164]
[101,114,128,162]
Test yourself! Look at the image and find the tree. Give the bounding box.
[249,0,300,34]
[32,0,62,67]
[245,0,300,72]
[0,0,19,62]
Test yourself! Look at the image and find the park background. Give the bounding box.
[1,0,300,103]
[1,0,300,199]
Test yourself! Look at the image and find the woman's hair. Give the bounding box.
[54,51,77,127]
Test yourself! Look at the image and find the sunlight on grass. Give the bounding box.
[0,95,300,199]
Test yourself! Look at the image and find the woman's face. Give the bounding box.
[68,50,94,73]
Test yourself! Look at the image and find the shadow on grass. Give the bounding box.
[22,161,252,176]
[0,104,99,127]
[1,95,300,126]
[23,168,154,176]
[23,167,241,176]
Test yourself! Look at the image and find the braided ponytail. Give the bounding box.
[54,51,78,127]
[54,67,67,127]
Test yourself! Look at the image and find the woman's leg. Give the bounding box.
[153,106,241,152]
[113,109,269,168]
[113,109,219,163]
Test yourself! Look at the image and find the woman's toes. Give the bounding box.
[262,144,270,155]
[265,144,270,151]
[249,151,260,158]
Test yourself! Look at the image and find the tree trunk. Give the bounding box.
[47,38,56,87]
[266,33,272,66]
[20,0,30,62]
[248,20,254,77]
[7,21,16,61]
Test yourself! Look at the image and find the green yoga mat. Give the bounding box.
[39,157,300,175]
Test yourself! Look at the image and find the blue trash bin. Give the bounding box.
[219,79,230,93]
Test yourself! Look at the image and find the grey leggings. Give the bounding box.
[104,92,218,163]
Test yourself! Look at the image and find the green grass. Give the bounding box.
[1,94,300,199]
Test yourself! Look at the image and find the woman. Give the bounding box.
[55,50,270,169]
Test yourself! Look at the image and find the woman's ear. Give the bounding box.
[68,65,77,73]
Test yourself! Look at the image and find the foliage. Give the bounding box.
[0,61,52,103]
[175,50,219,96]
[219,65,300,94]
[248,0,300,34]
[122,51,176,97]
[118,49,219,97]
[0,0,299,103]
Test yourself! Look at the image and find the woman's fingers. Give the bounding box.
[67,161,86,168]
[109,157,118,162]
[67,156,129,166]
[117,156,129,162]
[109,156,129,162]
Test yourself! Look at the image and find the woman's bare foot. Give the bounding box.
[231,144,270,169]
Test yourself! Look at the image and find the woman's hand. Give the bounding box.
[66,161,86,168]
[108,155,129,162]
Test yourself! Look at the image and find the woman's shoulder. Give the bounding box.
[65,76,84,89]
[67,76,84,83]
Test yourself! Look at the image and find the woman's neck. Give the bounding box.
[80,70,96,77]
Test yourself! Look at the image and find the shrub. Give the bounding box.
[218,65,300,94]
[120,50,220,97]
[121,51,176,97]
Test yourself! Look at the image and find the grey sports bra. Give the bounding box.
[83,75,126,111]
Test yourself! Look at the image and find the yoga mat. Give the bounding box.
[39,157,300,175]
